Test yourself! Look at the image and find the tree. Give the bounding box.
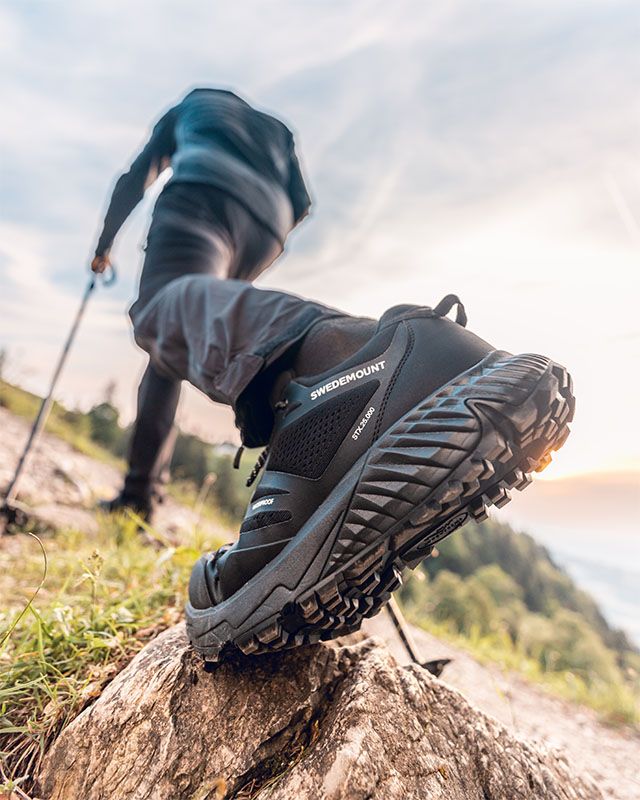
[474,564,523,606]
[87,402,123,450]
[424,570,498,636]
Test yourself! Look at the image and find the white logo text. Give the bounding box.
[310,360,386,401]
[352,406,376,440]
[252,497,274,511]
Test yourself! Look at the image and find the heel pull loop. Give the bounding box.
[433,294,467,327]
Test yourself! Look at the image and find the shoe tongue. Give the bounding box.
[270,368,295,408]
[282,375,309,406]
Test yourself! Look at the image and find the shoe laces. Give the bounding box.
[234,399,289,487]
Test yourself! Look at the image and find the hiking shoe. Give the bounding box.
[98,490,153,523]
[186,297,575,661]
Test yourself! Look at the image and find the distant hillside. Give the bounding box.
[424,518,635,655]
[400,518,639,723]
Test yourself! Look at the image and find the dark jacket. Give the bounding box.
[95,88,311,255]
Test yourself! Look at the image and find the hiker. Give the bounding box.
[129,269,574,661]
[95,88,574,661]
[92,87,311,520]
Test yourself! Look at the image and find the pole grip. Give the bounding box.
[101,262,117,287]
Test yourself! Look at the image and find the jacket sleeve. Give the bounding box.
[286,134,312,226]
[94,107,178,256]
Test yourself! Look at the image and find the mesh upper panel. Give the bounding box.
[240,509,292,533]
[267,381,378,479]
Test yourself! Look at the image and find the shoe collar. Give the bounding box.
[378,295,467,330]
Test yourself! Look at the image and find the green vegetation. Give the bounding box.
[0,515,224,793]
[399,520,640,725]
[420,518,633,654]
[0,380,125,467]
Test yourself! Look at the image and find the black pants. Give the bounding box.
[123,182,283,501]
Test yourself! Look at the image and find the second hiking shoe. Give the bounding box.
[186,297,575,661]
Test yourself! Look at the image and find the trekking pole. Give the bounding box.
[1,264,116,532]
[386,596,424,665]
[385,596,452,676]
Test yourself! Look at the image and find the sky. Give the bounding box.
[1,0,639,481]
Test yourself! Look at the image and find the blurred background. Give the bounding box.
[1,0,639,740]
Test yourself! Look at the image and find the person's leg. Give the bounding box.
[102,363,180,517]
[110,184,280,515]
[122,363,181,503]
[131,274,350,446]
[160,282,575,661]
[104,187,220,515]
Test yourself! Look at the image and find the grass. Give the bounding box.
[0,514,225,795]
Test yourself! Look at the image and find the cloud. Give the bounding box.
[1,0,639,471]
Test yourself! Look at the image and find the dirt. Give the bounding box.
[0,407,224,540]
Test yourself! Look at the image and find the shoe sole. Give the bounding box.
[186,351,575,661]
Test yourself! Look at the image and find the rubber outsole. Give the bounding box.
[186,352,575,661]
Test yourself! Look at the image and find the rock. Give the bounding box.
[37,625,602,800]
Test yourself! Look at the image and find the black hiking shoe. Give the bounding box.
[186,297,575,661]
[98,491,153,523]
